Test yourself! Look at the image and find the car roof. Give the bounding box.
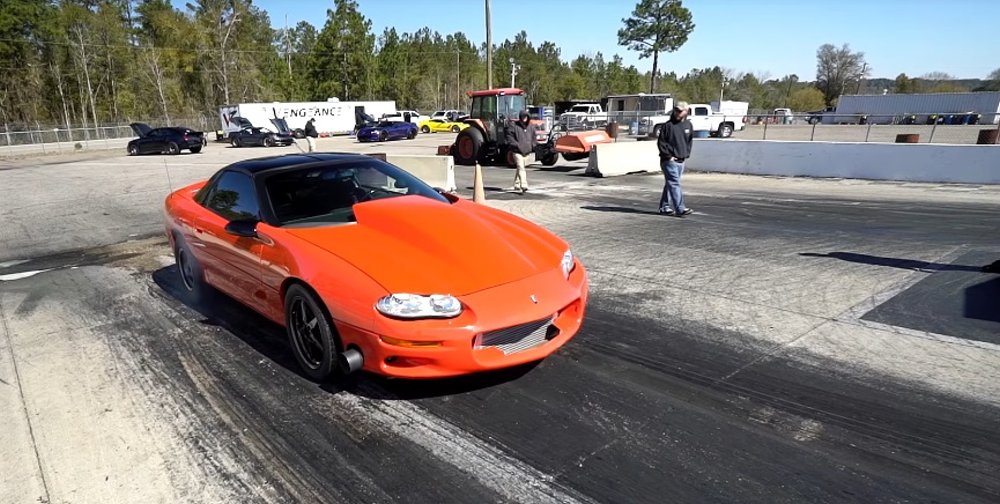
[223,153,374,175]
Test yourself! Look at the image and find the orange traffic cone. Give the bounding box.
[473,162,486,203]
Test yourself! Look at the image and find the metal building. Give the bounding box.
[834,92,1000,125]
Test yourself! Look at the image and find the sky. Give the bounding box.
[212,0,999,80]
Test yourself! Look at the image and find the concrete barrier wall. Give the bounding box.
[371,154,456,191]
[585,140,660,177]
[686,139,1000,184]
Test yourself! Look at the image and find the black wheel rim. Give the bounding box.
[177,249,195,291]
[290,297,324,369]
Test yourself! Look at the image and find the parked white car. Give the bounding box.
[382,110,430,124]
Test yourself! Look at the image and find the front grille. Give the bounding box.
[477,317,557,355]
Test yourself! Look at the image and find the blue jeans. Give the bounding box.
[659,158,685,213]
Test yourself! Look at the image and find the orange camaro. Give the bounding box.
[164,153,588,380]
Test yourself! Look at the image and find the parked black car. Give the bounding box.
[229,117,295,148]
[127,123,206,155]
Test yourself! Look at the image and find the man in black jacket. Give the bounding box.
[304,118,319,152]
[657,101,694,217]
[505,110,537,193]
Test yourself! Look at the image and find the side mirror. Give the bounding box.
[224,219,258,238]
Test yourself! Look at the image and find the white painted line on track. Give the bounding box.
[0,269,51,282]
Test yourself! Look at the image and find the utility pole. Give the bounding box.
[485,0,493,89]
[856,62,868,94]
[456,50,461,109]
[284,14,291,75]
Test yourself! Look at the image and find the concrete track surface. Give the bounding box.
[2,136,1000,503]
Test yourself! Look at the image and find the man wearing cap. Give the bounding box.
[505,110,537,193]
[657,101,694,217]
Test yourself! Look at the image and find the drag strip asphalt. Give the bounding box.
[0,249,996,503]
[2,148,1000,503]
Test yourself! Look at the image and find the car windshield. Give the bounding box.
[264,159,449,227]
[570,105,591,112]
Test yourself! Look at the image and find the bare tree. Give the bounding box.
[70,23,100,137]
[921,71,953,81]
[618,0,695,93]
[815,43,868,105]
[141,47,172,124]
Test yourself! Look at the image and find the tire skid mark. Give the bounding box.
[325,385,595,504]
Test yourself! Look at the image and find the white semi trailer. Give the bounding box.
[217,99,397,139]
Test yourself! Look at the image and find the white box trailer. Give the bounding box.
[218,100,397,139]
[833,92,1000,125]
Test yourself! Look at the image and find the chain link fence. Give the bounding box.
[1,117,216,157]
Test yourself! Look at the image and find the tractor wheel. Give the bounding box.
[454,127,484,165]
[541,152,558,166]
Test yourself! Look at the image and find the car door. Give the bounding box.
[142,129,164,153]
[690,106,711,131]
[195,170,264,305]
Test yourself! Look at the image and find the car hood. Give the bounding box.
[130,122,152,138]
[284,196,564,296]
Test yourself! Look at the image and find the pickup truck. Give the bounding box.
[558,103,608,130]
[640,101,748,139]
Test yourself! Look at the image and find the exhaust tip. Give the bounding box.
[339,348,364,375]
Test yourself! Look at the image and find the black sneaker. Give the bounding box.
[677,208,693,217]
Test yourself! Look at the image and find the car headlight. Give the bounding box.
[376,293,462,319]
[561,250,575,279]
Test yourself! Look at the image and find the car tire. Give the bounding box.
[127,144,138,156]
[719,124,733,138]
[378,131,387,142]
[231,137,241,148]
[421,125,430,134]
[167,142,180,155]
[175,238,210,305]
[454,127,483,165]
[284,284,343,381]
[264,136,275,147]
[451,125,461,133]
[189,146,202,154]
[652,124,662,138]
[407,129,417,139]
[541,152,558,166]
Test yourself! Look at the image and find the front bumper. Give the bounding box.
[336,264,589,378]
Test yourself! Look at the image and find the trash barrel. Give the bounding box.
[976,129,999,145]
[895,134,920,143]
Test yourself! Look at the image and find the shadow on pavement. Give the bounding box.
[581,205,662,216]
[799,252,984,272]
[965,276,1000,324]
[152,264,533,398]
